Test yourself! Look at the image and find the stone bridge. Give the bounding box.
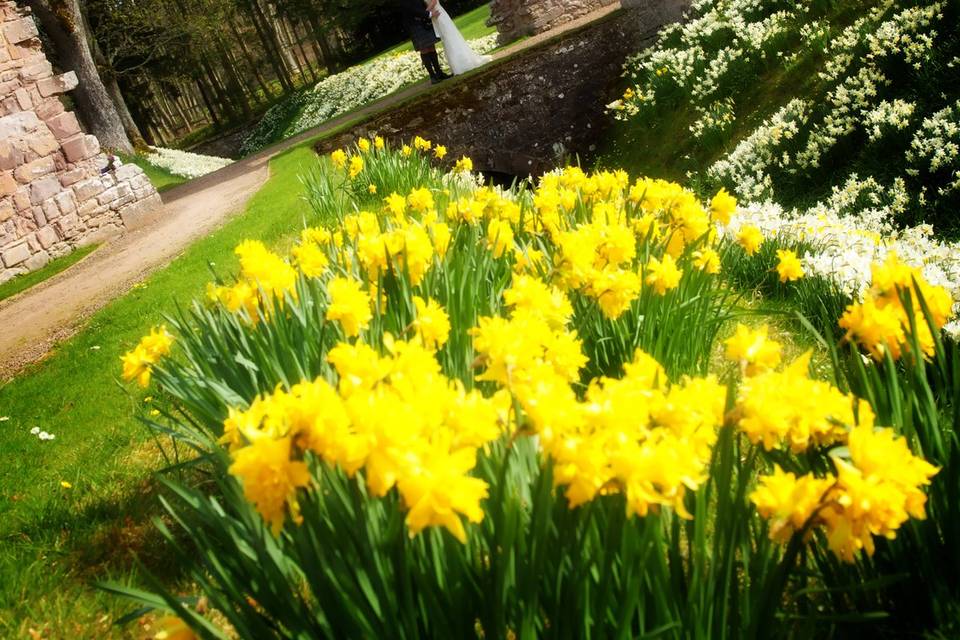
[315,0,689,177]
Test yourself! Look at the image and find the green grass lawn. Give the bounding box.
[0,141,326,638]
[0,245,99,304]
[120,154,187,193]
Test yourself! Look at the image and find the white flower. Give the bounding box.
[146,147,233,180]
[30,426,40,434]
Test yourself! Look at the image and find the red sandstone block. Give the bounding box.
[0,139,19,170]
[72,177,105,202]
[45,111,80,140]
[3,18,39,45]
[19,59,52,82]
[13,86,29,110]
[36,71,77,98]
[13,188,29,212]
[0,110,40,138]
[54,189,76,216]
[35,224,58,249]
[55,212,80,239]
[28,175,59,204]
[13,155,54,183]
[23,249,50,271]
[34,98,63,121]
[1,241,30,267]
[0,170,15,197]
[35,203,49,226]
[61,134,98,163]
[28,130,58,157]
[0,199,12,222]
[59,167,85,187]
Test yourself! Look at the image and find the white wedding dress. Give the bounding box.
[431,3,491,75]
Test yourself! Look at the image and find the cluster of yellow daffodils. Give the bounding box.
[733,350,862,452]
[202,155,733,342]
[752,422,938,562]
[535,172,725,320]
[121,325,174,388]
[840,253,953,360]
[206,240,298,322]
[472,272,724,517]
[327,135,391,186]
[224,330,508,541]
[121,136,950,580]
[724,323,782,376]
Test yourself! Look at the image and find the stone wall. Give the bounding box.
[0,1,161,285]
[316,0,690,176]
[487,0,620,45]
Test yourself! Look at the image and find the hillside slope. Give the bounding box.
[602,0,960,236]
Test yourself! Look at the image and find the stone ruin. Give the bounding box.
[0,1,162,285]
[487,0,620,45]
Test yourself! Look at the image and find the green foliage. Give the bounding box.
[100,145,950,638]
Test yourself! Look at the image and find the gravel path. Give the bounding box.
[0,4,621,381]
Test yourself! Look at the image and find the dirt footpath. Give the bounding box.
[0,154,270,380]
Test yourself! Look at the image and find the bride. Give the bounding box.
[427,0,491,75]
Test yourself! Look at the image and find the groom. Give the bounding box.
[396,0,452,84]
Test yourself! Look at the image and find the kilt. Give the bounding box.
[408,15,440,50]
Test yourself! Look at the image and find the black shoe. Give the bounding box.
[426,51,452,81]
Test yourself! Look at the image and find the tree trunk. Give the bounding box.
[169,92,193,130]
[307,13,340,73]
[104,76,148,150]
[155,87,186,134]
[292,20,317,83]
[144,122,162,146]
[275,16,304,82]
[215,37,252,120]
[152,96,179,140]
[81,5,147,150]
[308,33,326,75]
[201,56,238,123]
[195,78,221,127]
[247,0,294,92]
[27,0,133,153]
[229,18,274,100]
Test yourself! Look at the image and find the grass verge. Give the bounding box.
[120,154,187,193]
[0,245,99,304]
[0,141,324,638]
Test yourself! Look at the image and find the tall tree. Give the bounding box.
[26,0,134,154]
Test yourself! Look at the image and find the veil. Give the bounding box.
[431,2,492,75]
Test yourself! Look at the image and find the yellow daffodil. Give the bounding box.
[775,249,804,282]
[736,225,763,256]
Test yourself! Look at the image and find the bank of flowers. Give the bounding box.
[108,138,960,637]
[240,34,499,155]
[145,146,234,179]
[611,0,960,232]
